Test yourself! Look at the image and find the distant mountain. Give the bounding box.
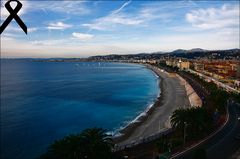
[26,48,239,63]
[171,49,188,54]
[85,48,240,61]
[170,48,207,54]
[188,48,207,52]
[168,48,240,59]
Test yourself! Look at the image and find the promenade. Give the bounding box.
[117,65,191,147]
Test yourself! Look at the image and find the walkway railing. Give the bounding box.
[113,128,173,152]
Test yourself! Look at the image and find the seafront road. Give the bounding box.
[172,101,240,159]
[118,66,191,146]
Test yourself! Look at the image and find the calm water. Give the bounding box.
[0,59,159,159]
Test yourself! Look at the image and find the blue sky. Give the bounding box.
[1,0,239,58]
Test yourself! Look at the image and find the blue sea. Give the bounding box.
[0,59,160,159]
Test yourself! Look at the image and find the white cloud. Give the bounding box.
[83,15,144,31]
[111,1,131,15]
[1,23,37,34]
[72,32,94,40]
[186,4,239,29]
[82,23,106,31]
[28,27,37,32]
[139,4,173,20]
[47,22,72,30]
[82,1,172,31]
[105,15,143,25]
[1,1,90,22]
[30,1,90,15]
[85,1,142,31]
[31,39,70,46]
[82,1,140,31]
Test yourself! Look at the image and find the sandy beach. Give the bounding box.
[114,65,193,146]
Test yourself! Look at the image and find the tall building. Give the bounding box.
[194,62,204,71]
[166,59,190,70]
[178,61,190,70]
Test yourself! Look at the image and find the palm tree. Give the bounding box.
[170,108,189,146]
[187,107,210,137]
[49,134,85,159]
[81,128,113,159]
[39,128,113,159]
[171,107,211,141]
[170,108,188,131]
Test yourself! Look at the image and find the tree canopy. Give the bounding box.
[39,128,113,159]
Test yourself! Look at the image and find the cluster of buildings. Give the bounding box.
[131,59,157,64]
[165,59,190,70]
[193,61,240,80]
[164,59,240,79]
[164,58,240,91]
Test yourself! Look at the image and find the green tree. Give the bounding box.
[39,128,113,159]
[171,108,188,131]
[81,128,113,159]
[171,107,211,140]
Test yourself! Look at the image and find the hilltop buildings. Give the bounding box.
[193,60,240,80]
[164,58,240,92]
[165,59,239,79]
[165,59,190,70]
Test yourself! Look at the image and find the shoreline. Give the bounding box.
[113,63,200,146]
[113,64,168,143]
[115,64,162,134]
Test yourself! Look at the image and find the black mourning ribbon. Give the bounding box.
[0,0,27,34]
